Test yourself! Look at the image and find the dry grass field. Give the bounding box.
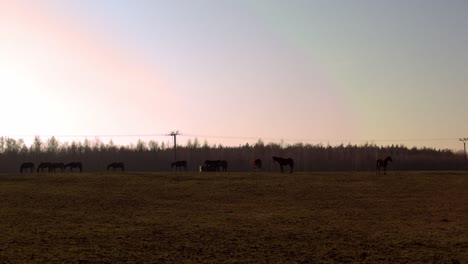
[0,171,466,263]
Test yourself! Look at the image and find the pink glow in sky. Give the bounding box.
[1,1,467,150]
[0,1,175,145]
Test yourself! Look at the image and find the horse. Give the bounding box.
[272,156,294,174]
[219,160,228,171]
[107,162,125,172]
[376,156,392,175]
[20,162,34,173]
[37,162,53,173]
[171,160,187,171]
[200,163,216,172]
[204,160,228,172]
[204,160,220,171]
[51,163,65,173]
[64,162,83,173]
[251,159,262,170]
[199,163,216,172]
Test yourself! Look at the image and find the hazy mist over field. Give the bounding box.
[1,1,467,150]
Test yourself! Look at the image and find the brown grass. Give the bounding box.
[0,171,466,263]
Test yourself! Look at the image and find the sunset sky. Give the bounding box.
[1,0,467,150]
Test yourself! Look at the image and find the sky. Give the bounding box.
[0,0,467,150]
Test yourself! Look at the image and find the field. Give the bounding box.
[0,171,466,263]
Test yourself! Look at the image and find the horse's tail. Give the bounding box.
[376,159,382,174]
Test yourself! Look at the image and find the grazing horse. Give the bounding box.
[251,159,262,170]
[37,162,53,173]
[171,160,187,171]
[64,162,83,173]
[107,162,125,172]
[199,165,209,172]
[204,160,228,172]
[219,160,228,171]
[200,163,216,172]
[51,163,65,173]
[272,156,294,174]
[20,162,34,173]
[376,156,392,175]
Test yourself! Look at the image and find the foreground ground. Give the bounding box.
[0,171,466,263]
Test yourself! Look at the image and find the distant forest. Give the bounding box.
[0,136,466,173]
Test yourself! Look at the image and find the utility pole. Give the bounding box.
[460,138,468,160]
[169,131,180,161]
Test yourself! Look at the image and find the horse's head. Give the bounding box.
[386,156,393,162]
[272,156,277,163]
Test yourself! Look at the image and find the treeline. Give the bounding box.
[0,136,466,173]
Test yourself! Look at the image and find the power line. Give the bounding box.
[1,133,167,138]
[181,134,459,143]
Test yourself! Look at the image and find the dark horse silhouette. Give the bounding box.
[64,162,83,172]
[272,156,294,174]
[251,159,262,170]
[20,162,34,173]
[51,163,65,173]
[200,164,216,172]
[107,162,125,172]
[37,162,53,173]
[171,160,187,171]
[376,156,392,175]
[204,160,227,172]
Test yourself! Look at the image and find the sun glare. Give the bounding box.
[0,2,169,141]
[0,61,70,136]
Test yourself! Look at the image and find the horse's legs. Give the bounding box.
[280,165,284,173]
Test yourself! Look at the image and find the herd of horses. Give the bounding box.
[20,162,83,173]
[18,156,393,174]
[180,156,392,174]
[19,162,125,173]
